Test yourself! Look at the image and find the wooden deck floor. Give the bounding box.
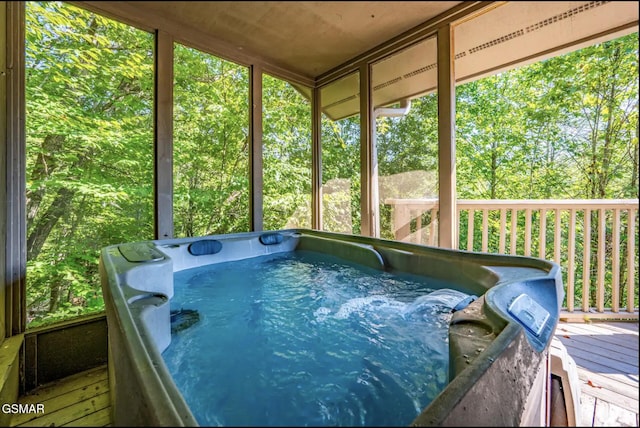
[555,320,639,427]
[9,365,110,427]
[8,321,639,427]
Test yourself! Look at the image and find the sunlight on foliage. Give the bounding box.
[24,2,639,327]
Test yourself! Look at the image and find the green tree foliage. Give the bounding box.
[455,33,638,201]
[25,2,154,327]
[321,114,361,234]
[24,1,638,326]
[262,75,312,230]
[453,33,639,308]
[375,95,439,240]
[173,44,250,237]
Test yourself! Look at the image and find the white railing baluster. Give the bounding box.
[567,209,576,312]
[511,208,518,255]
[499,208,506,254]
[539,208,547,259]
[628,209,636,313]
[612,208,620,313]
[524,208,532,256]
[597,208,606,312]
[467,209,474,251]
[482,209,489,252]
[430,207,437,246]
[384,198,639,318]
[554,209,562,265]
[455,206,460,249]
[583,208,591,313]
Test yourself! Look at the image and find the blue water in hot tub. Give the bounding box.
[161,250,474,427]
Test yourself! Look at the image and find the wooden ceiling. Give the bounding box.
[78,1,638,119]
[150,1,469,78]
[78,1,467,79]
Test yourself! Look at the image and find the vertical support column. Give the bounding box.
[0,0,6,340]
[437,24,456,249]
[154,30,173,239]
[3,1,26,335]
[359,64,374,237]
[311,86,322,230]
[371,112,380,238]
[249,64,263,232]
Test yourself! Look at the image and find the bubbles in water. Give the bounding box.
[403,289,471,319]
[313,306,332,322]
[333,295,406,319]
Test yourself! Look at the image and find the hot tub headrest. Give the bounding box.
[188,239,223,256]
[259,232,284,245]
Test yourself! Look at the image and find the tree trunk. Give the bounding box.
[26,186,76,261]
[26,134,66,225]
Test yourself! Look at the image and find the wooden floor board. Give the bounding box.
[591,399,639,427]
[576,375,639,413]
[556,344,639,379]
[555,328,639,361]
[557,321,639,427]
[11,379,110,426]
[17,392,110,427]
[581,393,597,426]
[17,365,108,405]
[60,406,112,427]
[556,324,640,354]
[10,365,111,428]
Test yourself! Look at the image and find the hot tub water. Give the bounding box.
[161,250,474,426]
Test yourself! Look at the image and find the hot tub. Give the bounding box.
[99,228,563,426]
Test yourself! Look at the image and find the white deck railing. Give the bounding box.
[385,198,639,320]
